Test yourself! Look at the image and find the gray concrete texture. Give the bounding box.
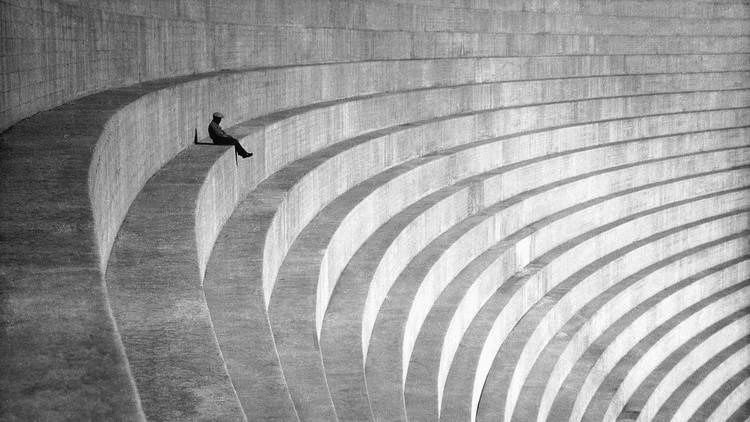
[1,0,750,421]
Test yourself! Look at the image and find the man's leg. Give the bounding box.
[213,137,252,158]
[231,139,252,158]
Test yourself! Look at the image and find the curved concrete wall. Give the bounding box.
[5,0,747,132]
[2,0,749,420]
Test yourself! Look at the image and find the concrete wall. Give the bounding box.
[2,0,749,420]
[3,0,749,131]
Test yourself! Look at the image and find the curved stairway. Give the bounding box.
[1,0,749,420]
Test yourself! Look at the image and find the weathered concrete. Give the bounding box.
[440,206,748,421]
[3,0,748,131]
[655,339,750,422]
[104,145,248,421]
[523,258,750,422]
[2,0,749,420]
[200,91,748,419]
[546,280,750,422]
[476,235,749,422]
[324,132,748,421]
[689,368,750,422]
[562,284,750,422]
[628,331,750,422]
[581,296,750,422]
[408,188,749,421]
[267,123,738,419]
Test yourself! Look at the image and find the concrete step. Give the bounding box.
[580,305,750,422]
[626,337,750,422]
[519,257,750,422]
[387,0,750,20]
[439,208,749,421]
[317,132,737,420]
[320,137,749,419]
[407,189,749,421]
[266,124,746,419]
[546,283,750,422]
[2,0,749,419]
[687,367,750,422]
[656,343,749,422]
[368,171,748,418]
[200,83,750,282]
[201,95,746,418]
[476,238,749,422]
[104,146,247,421]
[84,59,745,277]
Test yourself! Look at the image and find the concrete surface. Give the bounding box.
[1,1,749,420]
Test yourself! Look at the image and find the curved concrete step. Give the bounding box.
[584,306,750,422]
[104,147,247,421]
[411,219,747,421]
[636,339,750,422]
[266,122,743,419]
[710,373,750,422]
[318,127,747,420]
[560,286,750,422]
[512,296,750,422]
[542,276,750,422]
[431,174,750,419]
[268,127,749,418]
[0,90,156,421]
[726,400,750,422]
[662,351,749,422]
[368,170,748,420]
[517,256,750,422]
[202,97,747,418]
[475,234,750,422]
[439,206,748,421]
[691,368,750,422]
[385,0,750,20]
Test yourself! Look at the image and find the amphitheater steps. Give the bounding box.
[406,177,749,420]
[634,339,750,422]
[577,293,750,422]
[690,368,750,422]
[0,87,170,421]
[320,174,479,421]
[545,282,750,422]
[407,205,746,421]
[514,257,750,422]
[440,206,749,421]
[604,319,750,422]
[267,124,748,419]
[2,0,749,418]
[661,352,749,422]
[315,125,744,420]
[268,156,454,420]
[474,238,750,421]
[200,82,748,417]
[394,181,750,418]
[104,146,247,421]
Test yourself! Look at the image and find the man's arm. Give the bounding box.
[209,121,234,142]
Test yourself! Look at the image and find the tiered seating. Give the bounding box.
[1,0,748,420]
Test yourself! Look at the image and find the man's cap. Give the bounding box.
[213,112,224,119]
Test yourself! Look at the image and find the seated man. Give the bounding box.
[208,112,253,158]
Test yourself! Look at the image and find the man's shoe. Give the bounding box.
[242,152,253,158]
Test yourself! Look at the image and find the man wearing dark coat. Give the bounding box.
[208,112,253,158]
